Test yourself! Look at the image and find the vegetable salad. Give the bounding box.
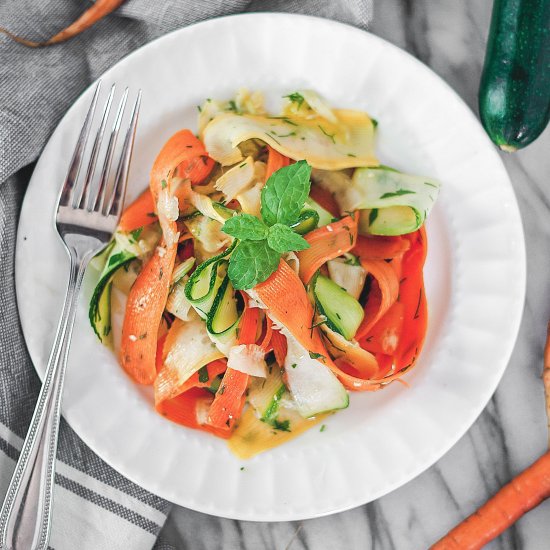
[89,90,440,458]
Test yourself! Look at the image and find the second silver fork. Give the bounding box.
[0,81,141,550]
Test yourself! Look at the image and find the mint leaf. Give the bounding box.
[222,214,268,241]
[261,160,312,226]
[267,224,310,253]
[228,240,280,290]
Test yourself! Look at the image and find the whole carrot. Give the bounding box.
[431,451,550,550]
[0,0,125,48]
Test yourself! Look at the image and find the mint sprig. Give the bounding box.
[222,160,312,290]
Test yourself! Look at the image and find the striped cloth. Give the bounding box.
[0,1,371,548]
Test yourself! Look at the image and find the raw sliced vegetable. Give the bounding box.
[227,344,267,377]
[355,258,400,340]
[89,241,135,342]
[393,228,428,371]
[207,300,259,430]
[214,156,256,200]
[166,271,195,322]
[314,166,440,235]
[290,210,320,235]
[304,196,334,227]
[285,90,338,124]
[313,274,364,340]
[321,324,379,380]
[185,243,235,318]
[265,146,290,180]
[206,274,240,350]
[118,188,157,233]
[248,364,286,420]
[121,130,205,384]
[154,315,224,404]
[298,215,358,284]
[203,111,378,169]
[185,214,232,254]
[327,257,366,300]
[283,332,349,418]
[352,234,410,260]
[309,184,341,218]
[119,241,177,380]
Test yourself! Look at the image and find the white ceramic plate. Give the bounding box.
[16,14,525,521]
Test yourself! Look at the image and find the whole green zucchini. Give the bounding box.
[479,0,550,151]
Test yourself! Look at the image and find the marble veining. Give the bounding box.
[155,1,550,548]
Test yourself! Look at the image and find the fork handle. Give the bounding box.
[0,247,93,550]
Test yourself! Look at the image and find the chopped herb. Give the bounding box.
[272,419,291,432]
[320,424,327,432]
[130,227,143,242]
[225,419,231,427]
[347,153,357,158]
[239,162,247,168]
[138,333,147,340]
[198,366,209,383]
[344,255,360,266]
[266,133,281,145]
[161,180,167,189]
[240,466,245,471]
[291,363,297,369]
[271,131,296,138]
[147,212,157,218]
[369,209,379,226]
[219,384,226,395]
[197,105,202,113]
[266,116,298,126]
[318,125,336,143]
[284,92,305,109]
[227,100,238,112]
[424,181,438,188]
[335,312,342,320]
[380,189,415,199]
[414,288,423,319]
[371,118,378,128]
[310,319,327,330]
[309,352,325,360]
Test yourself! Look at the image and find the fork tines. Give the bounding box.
[58,81,142,222]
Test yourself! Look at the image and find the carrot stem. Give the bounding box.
[431,451,550,550]
[0,0,125,47]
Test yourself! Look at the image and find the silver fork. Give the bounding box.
[0,81,141,550]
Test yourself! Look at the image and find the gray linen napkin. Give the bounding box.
[0,1,371,548]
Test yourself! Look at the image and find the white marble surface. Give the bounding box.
[157,2,550,548]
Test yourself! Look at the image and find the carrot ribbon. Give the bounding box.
[120,130,207,384]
